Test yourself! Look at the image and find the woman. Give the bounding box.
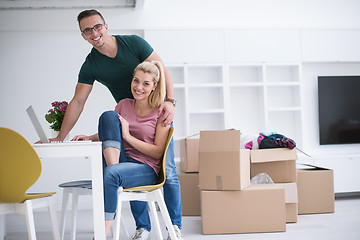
[73,61,170,238]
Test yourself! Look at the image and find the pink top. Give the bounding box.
[115,98,164,175]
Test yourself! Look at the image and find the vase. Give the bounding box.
[50,129,70,141]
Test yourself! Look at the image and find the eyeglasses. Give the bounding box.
[81,23,105,35]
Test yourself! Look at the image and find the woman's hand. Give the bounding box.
[158,101,174,127]
[72,135,92,141]
[118,114,130,140]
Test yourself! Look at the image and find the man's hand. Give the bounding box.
[158,101,175,126]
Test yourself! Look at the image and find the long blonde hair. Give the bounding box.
[133,61,166,108]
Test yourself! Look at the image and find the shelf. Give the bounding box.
[168,67,184,84]
[266,65,300,83]
[188,83,223,88]
[229,82,263,87]
[229,65,263,83]
[267,107,302,112]
[187,66,223,84]
[189,109,225,114]
[189,113,225,135]
[188,88,224,112]
[266,82,300,86]
[169,62,303,148]
[266,85,301,108]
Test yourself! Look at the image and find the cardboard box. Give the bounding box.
[251,148,298,163]
[201,185,286,234]
[180,137,200,173]
[178,172,201,216]
[297,165,335,214]
[250,148,297,183]
[255,182,298,223]
[199,130,250,190]
[286,203,298,223]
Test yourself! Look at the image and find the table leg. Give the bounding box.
[89,146,106,240]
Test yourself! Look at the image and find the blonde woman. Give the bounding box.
[74,61,170,239]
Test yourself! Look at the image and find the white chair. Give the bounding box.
[58,181,129,240]
[0,127,60,240]
[113,127,177,240]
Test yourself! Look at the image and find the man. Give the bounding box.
[51,9,182,240]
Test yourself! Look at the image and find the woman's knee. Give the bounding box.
[98,111,122,141]
[103,165,119,186]
[99,110,119,124]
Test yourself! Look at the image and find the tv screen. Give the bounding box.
[318,76,360,145]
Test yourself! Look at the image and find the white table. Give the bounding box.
[32,141,106,240]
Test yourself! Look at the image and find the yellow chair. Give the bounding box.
[113,127,177,240]
[0,127,60,240]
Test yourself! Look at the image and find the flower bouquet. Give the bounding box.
[45,101,68,131]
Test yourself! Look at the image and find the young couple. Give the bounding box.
[53,9,182,240]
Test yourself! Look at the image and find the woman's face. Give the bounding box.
[131,70,157,102]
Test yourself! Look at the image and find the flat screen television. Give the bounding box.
[318,76,360,145]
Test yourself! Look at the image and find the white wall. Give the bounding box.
[1,0,360,203]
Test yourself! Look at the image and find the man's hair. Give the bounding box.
[77,9,105,29]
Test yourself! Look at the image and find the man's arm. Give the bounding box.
[51,83,93,141]
[145,51,175,126]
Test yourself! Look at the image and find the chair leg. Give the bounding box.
[153,190,177,240]
[113,200,122,240]
[59,189,70,240]
[120,217,129,239]
[0,215,6,240]
[24,201,37,240]
[70,189,79,240]
[149,201,162,240]
[47,197,61,240]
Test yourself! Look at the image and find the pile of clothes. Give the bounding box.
[245,132,296,150]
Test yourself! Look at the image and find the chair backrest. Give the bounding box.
[0,127,42,203]
[124,127,174,192]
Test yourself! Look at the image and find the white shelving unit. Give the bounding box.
[169,62,303,157]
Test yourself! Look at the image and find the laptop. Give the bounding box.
[26,105,92,144]
[26,105,50,143]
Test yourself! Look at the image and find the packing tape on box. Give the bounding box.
[216,176,223,190]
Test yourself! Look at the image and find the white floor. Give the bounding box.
[2,195,360,240]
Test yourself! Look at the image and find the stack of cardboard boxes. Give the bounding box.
[178,135,201,216]
[178,129,335,235]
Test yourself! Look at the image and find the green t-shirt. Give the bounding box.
[78,35,154,103]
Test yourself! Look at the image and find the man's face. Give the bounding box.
[79,15,108,48]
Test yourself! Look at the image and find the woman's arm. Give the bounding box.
[119,115,170,159]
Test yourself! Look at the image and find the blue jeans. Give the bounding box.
[98,111,182,230]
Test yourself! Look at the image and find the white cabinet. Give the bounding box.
[225,30,301,62]
[301,29,360,62]
[145,30,225,64]
[170,63,303,157]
